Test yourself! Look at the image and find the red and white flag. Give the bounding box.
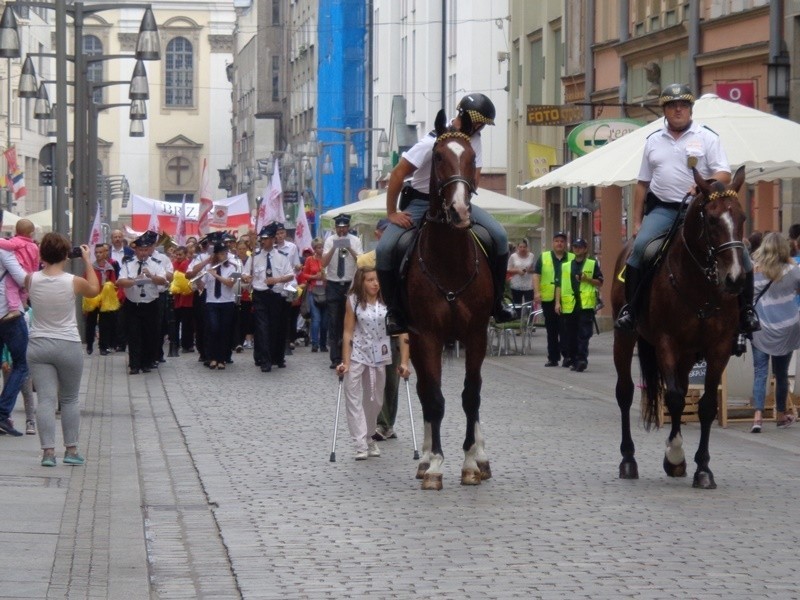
[197,158,213,235]
[262,159,285,226]
[254,195,268,234]
[88,203,102,263]
[3,147,26,201]
[148,199,160,233]
[175,194,187,245]
[294,202,313,255]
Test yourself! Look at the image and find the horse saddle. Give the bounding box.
[395,221,493,280]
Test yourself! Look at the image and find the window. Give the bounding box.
[529,37,543,105]
[272,0,280,25]
[271,56,280,102]
[83,35,103,104]
[165,37,194,107]
[164,193,194,203]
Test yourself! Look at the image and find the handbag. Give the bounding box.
[311,282,327,305]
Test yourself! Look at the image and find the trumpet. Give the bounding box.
[157,231,178,251]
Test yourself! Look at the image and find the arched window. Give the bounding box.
[165,37,194,107]
[83,34,103,104]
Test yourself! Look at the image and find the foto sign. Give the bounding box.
[526,104,583,126]
[567,118,645,156]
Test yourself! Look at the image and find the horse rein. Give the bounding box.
[416,222,481,303]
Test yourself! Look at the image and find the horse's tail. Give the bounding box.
[637,337,663,431]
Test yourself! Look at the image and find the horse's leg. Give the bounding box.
[692,357,724,490]
[614,331,638,479]
[461,330,488,486]
[662,354,692,478]
[413,336,446,491]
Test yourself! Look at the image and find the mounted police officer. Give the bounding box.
[615,83,760,338]
[376,93,515,335]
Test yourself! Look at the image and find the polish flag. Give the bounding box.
[262,159,285,226]
[197,158,213,235]
[148,199,160,233]
[175,194,187,245]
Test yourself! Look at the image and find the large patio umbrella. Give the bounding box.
[521,94,800,189]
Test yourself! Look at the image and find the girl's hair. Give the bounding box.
[752,231,792,282]
[349,266,383,309]
[40,232,71,264]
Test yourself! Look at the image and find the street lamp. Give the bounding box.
[0,5,20,215]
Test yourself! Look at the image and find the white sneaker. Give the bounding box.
[367,442,381,457]
[354,450,368,461]
[243,340,253,349]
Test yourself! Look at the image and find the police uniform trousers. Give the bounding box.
[541,300,566,364]
[560,308,594,365]
[325,280,351,365]
[124,298,159,370]
[252,289,287,368]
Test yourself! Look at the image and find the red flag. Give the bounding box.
[198,158,213,235]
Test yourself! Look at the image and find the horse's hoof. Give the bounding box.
[663,456,687,478]
[421,472,443,491]
[619,460,639,479]
[477,460,492,480]
[461,468,482,486]
[692,471,717,489]
[415,462,430,480]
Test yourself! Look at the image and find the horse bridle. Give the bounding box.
[681,188,745,286]
[431,132,477,226]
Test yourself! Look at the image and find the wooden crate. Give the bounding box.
[656,383,722,427]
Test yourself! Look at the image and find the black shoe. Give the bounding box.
[615,304,636,331]
[615,265,642,331]
[570,364,578,371]
[562,358,573,368]
[99,349,109,356]
[142,367,151,373]
[544,360,558,367]
[311,345,318,353]
[86,347,93,355]
[320,346,329,352]
[261,364,272,373]
[330,362,338,369]
[575,361,587,372]
[490,252,515,324]
[0,418,22,436]
[277,362,286,368]
[378,269,408,335]
[129,368,140,375]
[385,312,408,336]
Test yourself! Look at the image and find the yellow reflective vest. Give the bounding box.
[559,259,598,314]
[539,251,574,301]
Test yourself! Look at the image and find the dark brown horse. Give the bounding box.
[612,166,747,489]
[405,110,493,491]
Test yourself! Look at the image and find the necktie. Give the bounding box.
[136,260,144,276]
[266,252,274,289]
[337,245,345,278]
[137,261,146,297]
[214,265,222,299]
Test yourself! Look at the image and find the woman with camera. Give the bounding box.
[27,234,99,467]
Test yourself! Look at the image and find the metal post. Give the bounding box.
[6,57,12,215]
[54,0,69,234]
[72,1,87,245]
[87,98,98,228]
[344,128,351,205]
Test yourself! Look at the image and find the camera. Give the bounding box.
[68,246,83,259]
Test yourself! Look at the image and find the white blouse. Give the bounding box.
[348,295,390,368]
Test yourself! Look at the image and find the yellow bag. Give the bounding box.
[82,294,101,313]
[99,281,121,312]
[170,271,193,296]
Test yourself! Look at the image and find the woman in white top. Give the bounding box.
[337,267,410,460]
[201,243,238,370]
[507,238,535,307]
[27,234,99,467]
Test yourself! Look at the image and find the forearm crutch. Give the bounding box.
[404,376,420,460]
[329,375,344,462]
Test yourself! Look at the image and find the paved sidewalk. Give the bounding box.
[2,331,799,598]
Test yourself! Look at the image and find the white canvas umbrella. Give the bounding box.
[522,94,800,189]
[321,187,541,232]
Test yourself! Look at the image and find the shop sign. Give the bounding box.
[526,104,584,126]
[567,118,645,156]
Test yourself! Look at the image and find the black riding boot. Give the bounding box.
[614,265,641,331]
[491,253,516,323]
[378,268,407,335]
[739,271,761,334]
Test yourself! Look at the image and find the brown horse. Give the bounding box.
[404,110,493,491]
[612,166,747,489]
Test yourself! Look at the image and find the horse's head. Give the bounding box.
[686,165,747,294]
[429,109,476,228]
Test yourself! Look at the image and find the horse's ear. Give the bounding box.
[731,165,746,192]
[692,167,712,199]
[435,110,447,136]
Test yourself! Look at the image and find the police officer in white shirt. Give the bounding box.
[116,231,167,374]
[322,213,363,369]
[615,83,759,337]
[243,223,296,372]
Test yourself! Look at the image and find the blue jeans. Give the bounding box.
[376,199,508,270]
[751,345,792,412]
[629,204,752,271]
[308,296,328,348]
[0,315,28,420]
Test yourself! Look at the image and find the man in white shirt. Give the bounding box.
[116,231,167,374]
[0,250,30,436]
[322,213,363,369]
[243,223,296,372]
[109,229,133,351]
